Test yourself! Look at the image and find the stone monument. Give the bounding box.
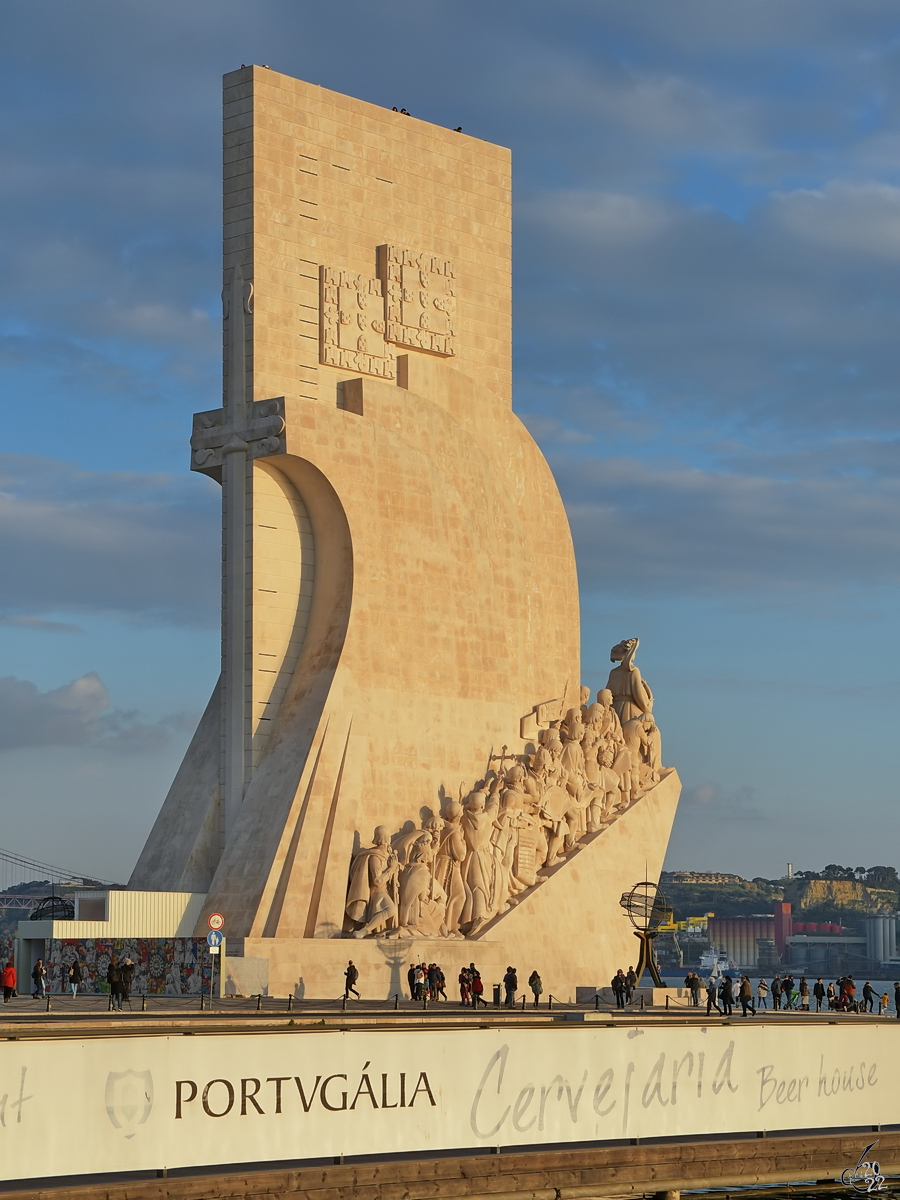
[129,67,681,998]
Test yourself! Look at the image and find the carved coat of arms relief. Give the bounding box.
[319,245,455,379]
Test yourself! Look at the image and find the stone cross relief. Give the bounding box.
[191,261,288,841]
[190,398,286,480]
[191,263,285,481]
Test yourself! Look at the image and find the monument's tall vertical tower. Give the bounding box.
[131,68,679,995]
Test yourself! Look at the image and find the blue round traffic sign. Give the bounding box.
[207,930,223,947]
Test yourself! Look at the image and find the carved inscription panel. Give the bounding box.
[379,245,455,357]
[320,267,396,379]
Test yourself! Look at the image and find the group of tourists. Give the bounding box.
[343,959,544,1007]
[0,955,135,1004]
[699,973,762,1016]
[407,962,448,1001]
[610,966,639,1007]
[686,972,900,1017]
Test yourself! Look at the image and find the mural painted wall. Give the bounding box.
[40,938,211,995]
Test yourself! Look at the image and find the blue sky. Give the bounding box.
[2,0,900,881]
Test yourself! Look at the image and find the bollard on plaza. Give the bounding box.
[394,994,399,1010]
[108,994,113,1012]
[46,994,51,1013]
[595,994,600,1011]
[288,994,293,1012]
[257,994,262,1011]
[142,994,147,1012]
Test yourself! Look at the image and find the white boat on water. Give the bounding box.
[699,946,738,977]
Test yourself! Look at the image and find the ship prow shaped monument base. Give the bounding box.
[129,66,680,999]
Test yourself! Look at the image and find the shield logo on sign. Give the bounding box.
[105,1070,154,1138]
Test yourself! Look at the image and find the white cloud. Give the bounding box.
[0,454,220,625]
[0,671,199,753]
[770,181,900,260]
[563,455,900,593]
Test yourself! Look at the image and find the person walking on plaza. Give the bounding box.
[471,970,487,1008]
[771,973,782,1010]
[625,966,637,1004]
[738,975,755,1016]
[503,965,518,1007]
[813,978,825,1011]
[612,970,626,1009]
[683,970,696,1005]
[68,960,84,998]
[862,981,875,1013]
[706,975,721,1015]
[31,959,46,999]
[343,959,360,1000]
[107,961,124,1010]
[436,965,447,1001]
[691,972,702,1006]
[782,975,794,1010]
[2,961,16,1003]
[894,982,900,1018]
[720,975,734,1017]
[756,978,769,1009]
[827,980,836,1009]
[427,963,440,1000]
[458,967,471,1006]
[799,978,809,1011]
[879,990,889,1015]
[528,969,543,1008]
[121,958,135,1006]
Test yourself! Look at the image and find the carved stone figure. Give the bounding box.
[607,639,653,723]
[346,826,400,938]
[343,662,666,938]
[434,801,467,937]
[459,788,499,934]
[396,834,447,936]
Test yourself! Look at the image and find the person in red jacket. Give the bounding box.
[2,961,17,1003]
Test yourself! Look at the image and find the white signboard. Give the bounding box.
[0,1022,894,1180]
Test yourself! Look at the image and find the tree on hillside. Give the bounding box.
[865,866,900,887]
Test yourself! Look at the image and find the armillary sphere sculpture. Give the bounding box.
[619,880,671,987]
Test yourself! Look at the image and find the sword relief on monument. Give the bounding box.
[319,266,397,378]
[344,646,666,941]
[378,244,455,356]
